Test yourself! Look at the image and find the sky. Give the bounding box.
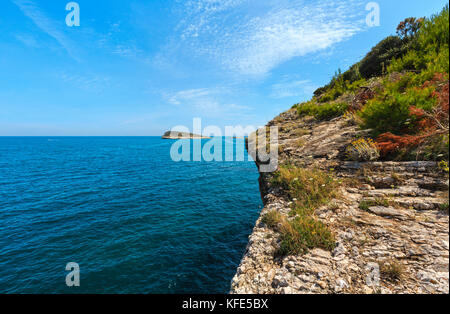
[0,0,448,136]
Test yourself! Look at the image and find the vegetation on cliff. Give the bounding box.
[294,5,449,162]
[263,5,449,258]
[262,166,339,256]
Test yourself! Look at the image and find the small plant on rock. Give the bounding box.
[261,211,283,229]
[379,260,404,282]
[346,138,380,161]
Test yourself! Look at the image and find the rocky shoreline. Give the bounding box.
[230,108,449,294]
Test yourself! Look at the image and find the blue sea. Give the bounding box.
[0,137,262,293]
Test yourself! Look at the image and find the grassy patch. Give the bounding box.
[262,211,336,256]
[439,202,449,213]
[277,216,335,256]
[261,210,283,229]
[264,165,340,256]
[271,165,339,215]
[359,197,392,211]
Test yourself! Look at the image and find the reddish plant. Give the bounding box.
[376,133,424,156]
[376,75,449,157]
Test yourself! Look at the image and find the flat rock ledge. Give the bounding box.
[230,110,449,294]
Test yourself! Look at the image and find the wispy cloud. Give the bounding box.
[270,79,318,99]
[175,0,366,76]
[167,88,219,106]
[164,87,252,117]
[112,44,143,58]
[14,33,39,48]
[12,0,81,61]
[57,72,111,92]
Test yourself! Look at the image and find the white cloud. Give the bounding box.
[167,88,216,106]
[165,87,252,117]
[176,0,366,76]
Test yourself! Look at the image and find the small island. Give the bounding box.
[162,131,211,139]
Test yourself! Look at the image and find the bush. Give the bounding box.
[313,66,363,100]
[397,17,424,41]
[297,101,349,121]
[359,83,437,136]
[418,5,449,52]
[359,36,405,78]
[388,5,449,74]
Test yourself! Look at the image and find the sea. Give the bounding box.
[0,137,263,293]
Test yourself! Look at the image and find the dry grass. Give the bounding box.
[295,138,306,147]
[261,210,336,256]
[261,210,283,229]
[263,165,340,256]
[359,197,392,211]
[271,165,339,216]
[379,260,404,282]
[290,128,310,137]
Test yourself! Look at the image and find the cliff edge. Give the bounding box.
[230,7,449,294]
[230,109,449,294]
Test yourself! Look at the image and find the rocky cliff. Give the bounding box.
[230,108,449,294]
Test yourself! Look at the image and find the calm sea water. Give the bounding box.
[0,137,262,293]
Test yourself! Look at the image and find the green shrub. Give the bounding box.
[315,102,349,120]
[314,66,363,100]
[388,5,449,74]
[342,64,362,83]
[418,5,449,52]
[359,36,405,78]
[297,101,349,121]
[359,84,436,136]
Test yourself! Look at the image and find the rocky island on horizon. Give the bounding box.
[162,131,211,139]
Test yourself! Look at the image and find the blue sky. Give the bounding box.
[0,0,448,136]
